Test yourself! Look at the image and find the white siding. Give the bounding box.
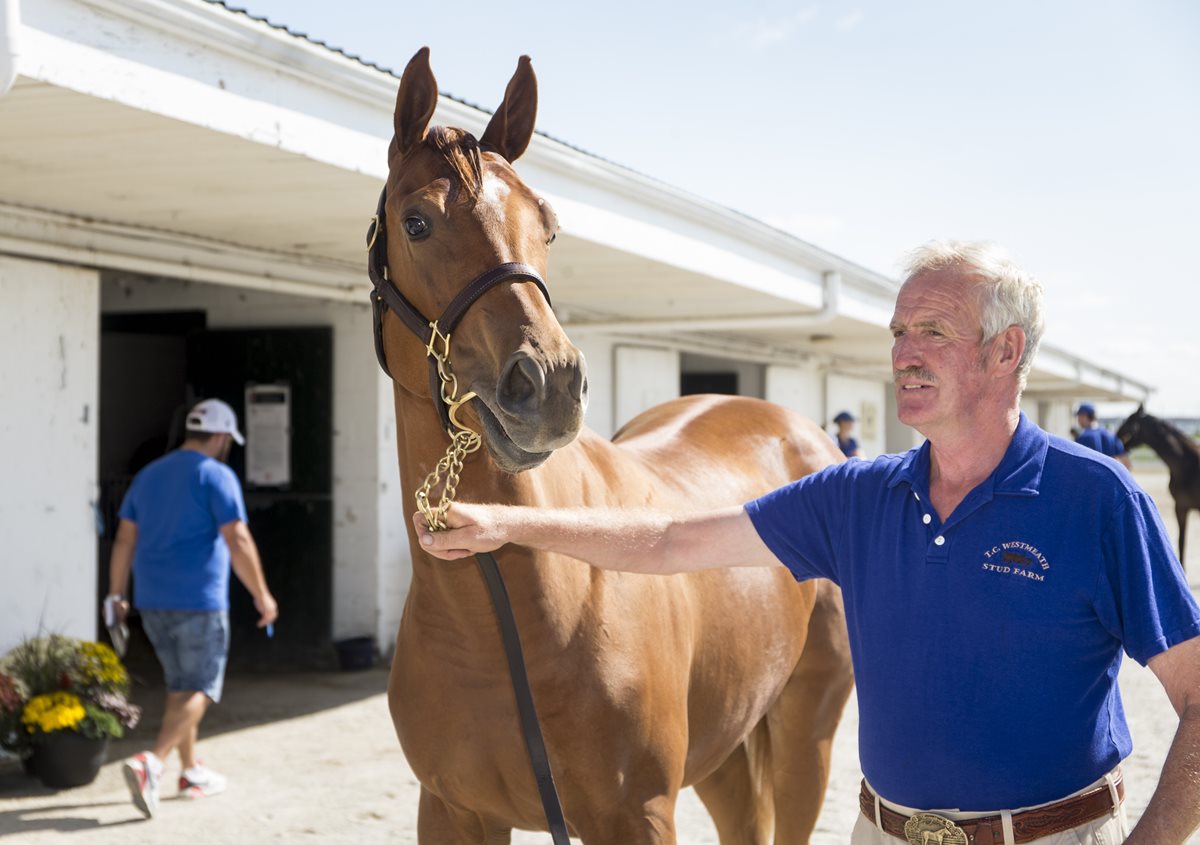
[0,257,99,651]
[765,364,824,425]
[571,335,617,440]
[614,345,680,431]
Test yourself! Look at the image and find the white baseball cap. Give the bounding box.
[185,398,245,445]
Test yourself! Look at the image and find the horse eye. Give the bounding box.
[547,232,557,246]
[403,215,429,239]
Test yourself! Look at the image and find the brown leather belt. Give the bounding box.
[859,773,1123,845]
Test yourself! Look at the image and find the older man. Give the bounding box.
[418,241,1200,844]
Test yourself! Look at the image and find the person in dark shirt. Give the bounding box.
[833,410,865,458]
[1075,402,1132,469]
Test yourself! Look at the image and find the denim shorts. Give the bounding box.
[139,609,230,702]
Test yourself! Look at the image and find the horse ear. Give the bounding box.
[394,47,438,159]
[480,55,537,162]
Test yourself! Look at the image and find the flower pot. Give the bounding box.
[30,732,109,789]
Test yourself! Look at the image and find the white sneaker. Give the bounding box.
[122,751,162,818]
[178,763,227,799]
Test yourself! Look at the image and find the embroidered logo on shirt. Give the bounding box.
[981,540,1050,582]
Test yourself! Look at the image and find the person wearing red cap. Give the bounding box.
[106,397,278,818]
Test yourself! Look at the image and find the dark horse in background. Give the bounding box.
[1118,405,1200,569]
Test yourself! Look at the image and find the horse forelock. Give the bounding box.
[425,126,483,200]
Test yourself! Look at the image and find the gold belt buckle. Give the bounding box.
[904,812,968,845]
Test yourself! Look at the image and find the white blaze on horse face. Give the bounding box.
[472,171,513,243]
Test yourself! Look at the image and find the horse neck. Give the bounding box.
[1140,418,1198,475]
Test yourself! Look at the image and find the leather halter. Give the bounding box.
[366,186,552,432]
[365,186,571,844]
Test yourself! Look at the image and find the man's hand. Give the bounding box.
[414,503,508,560]
[103,594,130,625]
[254,591,279,628]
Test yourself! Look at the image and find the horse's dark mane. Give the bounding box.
[426,126,483,199]
[1136,412,1200,460]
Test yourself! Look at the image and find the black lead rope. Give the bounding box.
[475,552,571,844]
[367,189,570,843]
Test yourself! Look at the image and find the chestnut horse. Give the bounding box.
[379,48,853,844]
[1117,405,1199,568]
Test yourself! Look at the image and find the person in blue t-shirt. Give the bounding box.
[1075,402,1133,469]
[832,410,865,458]
[417,241,1200,844]
[106,398,278,819]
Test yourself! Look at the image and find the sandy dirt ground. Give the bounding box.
[2,469,1197,843]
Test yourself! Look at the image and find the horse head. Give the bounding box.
[1116,403,1148,449]
[379,48,587,473]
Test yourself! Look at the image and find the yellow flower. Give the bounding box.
[21,691,86,733]
[77,641,128,689]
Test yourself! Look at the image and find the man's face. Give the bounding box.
[890,267,990,436]
[216,433,233,463]
[1076,412,1090,429]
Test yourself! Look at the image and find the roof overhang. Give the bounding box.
[0,0,1152,404]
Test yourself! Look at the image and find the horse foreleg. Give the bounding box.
[693,720,774,845]
[1177,503,1189,570]
[766,580,855,845]
[417,786,512,845]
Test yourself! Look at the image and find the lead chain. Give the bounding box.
[416,322,482,531]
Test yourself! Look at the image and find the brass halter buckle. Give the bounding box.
[903,813,968,845]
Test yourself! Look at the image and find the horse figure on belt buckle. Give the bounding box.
[904,812,969,845]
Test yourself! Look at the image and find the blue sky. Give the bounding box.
[234,0,1200,416]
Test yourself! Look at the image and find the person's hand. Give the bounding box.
[103,595,130,626]
[255,591,279,627]
[413,503,506,560]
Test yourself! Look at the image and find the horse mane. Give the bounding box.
[425,126,483,199]
[1141,412,1200,461]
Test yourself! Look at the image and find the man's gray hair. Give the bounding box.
[901,240,1045,392]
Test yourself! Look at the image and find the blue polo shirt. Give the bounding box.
[1076,425,1126,458]
[746,413,1199,811]
[118,449,246,611]
[835,434,861,459]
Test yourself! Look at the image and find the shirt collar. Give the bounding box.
[888,412,1047,498]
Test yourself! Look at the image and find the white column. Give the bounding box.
[0,256,99,651]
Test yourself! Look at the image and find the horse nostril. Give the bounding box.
[499,352,546,412]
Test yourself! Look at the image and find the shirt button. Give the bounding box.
[922,514,932,525]
[913,492,921,501]
[934,536,945,546]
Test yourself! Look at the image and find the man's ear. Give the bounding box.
[990,325,1026,378]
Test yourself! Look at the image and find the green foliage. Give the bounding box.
[0,635,140,757]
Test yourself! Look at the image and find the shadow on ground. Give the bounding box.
[0,662,391,808]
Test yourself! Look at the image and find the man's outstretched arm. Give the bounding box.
[415,503,782,576]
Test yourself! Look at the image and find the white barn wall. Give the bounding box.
[100,273,406,649]
[375,376,409,653]
[571,335,616,440]
[614,345,680,432]
[0,257,99,651]
[765,364,824,425]
[826,373,887,458]
[680,353,765,399]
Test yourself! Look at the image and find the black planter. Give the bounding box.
[30,732,109,789]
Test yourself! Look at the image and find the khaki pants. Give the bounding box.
[851,770,1129,845]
